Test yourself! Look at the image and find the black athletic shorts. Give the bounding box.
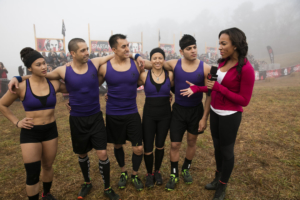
[20,121,58,144]
[170,102,204,142]
[69,111,107,154]
[106,112,143,146]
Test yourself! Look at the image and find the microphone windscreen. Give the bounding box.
[210,66,218,75]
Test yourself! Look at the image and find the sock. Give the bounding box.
[114,147,125,168]
[28,193,39,200]
[43,181,52,195]
[154,148,164,171]
[99,158,110,189]
[171,161,178,177]
[132,153,143,172]
[78,155,90,183]
[182,157,192,171]
[144,153,153,174]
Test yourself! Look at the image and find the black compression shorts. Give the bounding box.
[20,121,58,144]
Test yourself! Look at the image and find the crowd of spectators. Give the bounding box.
[247,54,268,71]
[41,50,68,72]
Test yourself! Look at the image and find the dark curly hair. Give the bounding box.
[20,47,39,68]
[218,28,248,74]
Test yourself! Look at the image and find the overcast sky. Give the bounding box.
[0,0,279,78]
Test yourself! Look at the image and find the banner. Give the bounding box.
[267,46,274,64]
[129,42,142,53]
[206,47,217,54]
[160,44,175,54]
[90,40,111,52]
[36,38,64,52]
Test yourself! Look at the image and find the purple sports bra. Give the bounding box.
[22,79,56,112]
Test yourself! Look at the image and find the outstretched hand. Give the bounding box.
[180,81,195,97]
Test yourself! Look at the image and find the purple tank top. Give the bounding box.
[174,59,204,107]
[22,79,56,112]
[144,69,171,98]
[65,60,100,117]
[105,59,139,115]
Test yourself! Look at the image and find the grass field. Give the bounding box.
[0,73,300,200]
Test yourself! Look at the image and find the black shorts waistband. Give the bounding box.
[22,121,56,131]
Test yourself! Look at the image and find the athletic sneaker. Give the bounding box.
[118,172,128,189]
[77,183,93,199]
[131,175,144,191]
[104,187,121,200]
[154,170,163,185]
[213,183,227,200]
[145,173,154,188]
[165,174,178,191]
[182,169,193,184]
[42,193,57,200]
[205,171,222,190]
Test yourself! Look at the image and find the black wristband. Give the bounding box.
[16,120,20,128]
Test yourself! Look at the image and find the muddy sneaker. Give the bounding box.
[104,187,121,200]
[165,174,178,191]
[213,183,227,200]
[205,171,222,190]
[131,175,144,191]
[145,173,154,188]
[154,170,163,185]
[77,183,93,199]
[182,169,193,184]
[118,172,128,189]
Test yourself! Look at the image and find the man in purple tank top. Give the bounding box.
[8,38,130,200]
[144,35,212,191]
[98,34,145,191]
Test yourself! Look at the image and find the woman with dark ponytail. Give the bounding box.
[0,47,67,200]
[181,28,255,200]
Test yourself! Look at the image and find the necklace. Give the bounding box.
[152,69,163,81]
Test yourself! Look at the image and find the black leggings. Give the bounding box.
[210,109,242,183]
[142,115,171,153]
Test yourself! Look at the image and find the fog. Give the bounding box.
[0,0,299,79]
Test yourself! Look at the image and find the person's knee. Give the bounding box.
[171,142,181,151]
[78,153,88,158]
[25,161,41,185]
[41,162,53,171]
[187,139,196,148]
[96,150,108,160]
[133,146,143,155]
[220,145,234,161]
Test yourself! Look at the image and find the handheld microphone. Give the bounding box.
[207,66,218,96]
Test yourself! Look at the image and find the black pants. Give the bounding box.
[210,109,242,183]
